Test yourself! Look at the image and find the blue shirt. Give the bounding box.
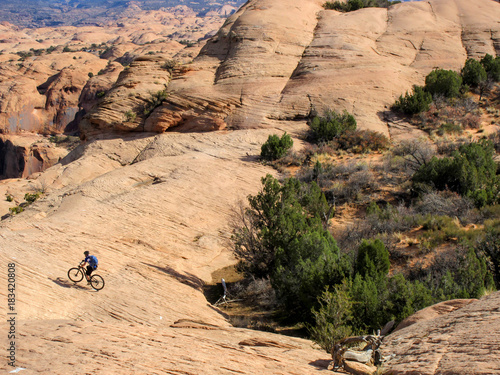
[84,255,98,269]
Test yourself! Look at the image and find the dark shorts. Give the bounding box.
[86,266,94,277]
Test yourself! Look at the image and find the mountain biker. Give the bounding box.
[80,251,98,282]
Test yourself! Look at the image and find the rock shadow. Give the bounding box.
[308,358,331,370]
[240,153,259,162]
[206,303,230,320]
[144,263,204,291]
[59,131,158,166]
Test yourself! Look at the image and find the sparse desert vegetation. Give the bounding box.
[1,0,500,373]
[220,71,500,356]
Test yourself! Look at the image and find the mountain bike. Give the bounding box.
[67,265,105,291]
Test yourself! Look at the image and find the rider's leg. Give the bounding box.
[86,266,93,283]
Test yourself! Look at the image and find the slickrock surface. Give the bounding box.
[394,298,477,331]
[382,292,500,375]
[122,0,499,138]
[0,125,337,374]
[4,320,330,374]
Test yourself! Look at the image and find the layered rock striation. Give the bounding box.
[382,292,500,375]
[81,0,500,138]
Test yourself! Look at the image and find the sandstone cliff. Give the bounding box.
[80,0,500,138]
[0,1,499,374]
[0,5,233,176]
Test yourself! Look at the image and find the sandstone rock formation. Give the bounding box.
[0,4,236,176]
[382,292,500,375]
[0,4,235,137]
[79,56,172,137]
[0,52,109,135]
[0,135,69,179]
[80,0,500,138]
[0,1,499,374]
[393,298,477,331]
[0,125,341,374]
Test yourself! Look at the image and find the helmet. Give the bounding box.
[84,251,90,256]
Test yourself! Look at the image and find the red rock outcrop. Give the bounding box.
[393,298,477,331]
[0,53,109,135]
[80,0,500,138]
[0,135,70,179]
[382,292,500,375]
[78,55,172,138]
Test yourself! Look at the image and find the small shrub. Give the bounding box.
[435,136,471,155]
[6,194,13,202]
[323,0,399,11]
[393,85,432,115]
[230,278,277,309]
[327,168,377,203]
[414,191,476,224]
[425,69,462,98]
[461,58,487,87]
[260,132,293,161]
[9,206,23,215]
[324,0,362,11]
[333,129,390,153]
[273,150,306,167]
[124,110,136,121]
[308,109,356,142]
[310,284,353,352]
[355,238,391,278]
[161,60,177,73]
[143,90,168,116]
[437,122,463,136]
[461,113,481,129]
[96,91,106,98]
[391,138,436,172]
[24,192,41,204]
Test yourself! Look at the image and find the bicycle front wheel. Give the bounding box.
[68,267,84,283]
[90,274,105,291]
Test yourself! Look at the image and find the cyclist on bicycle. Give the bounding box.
[80,251,98,283]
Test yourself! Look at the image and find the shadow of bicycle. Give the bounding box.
[50,277,89,290]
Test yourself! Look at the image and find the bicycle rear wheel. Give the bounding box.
[90,274,105,291]
[68,267,84,282]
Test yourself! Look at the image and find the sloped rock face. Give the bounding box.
[0,53,109,135]
[78,62,124,114]
[0,125,341,374]
[158,0,325,130]
[393,298,476,331]
[0,135,68,179]
[80,0,500,138]
[40,68,89,131]
[79,56,172,138]
[382,292,500,375]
